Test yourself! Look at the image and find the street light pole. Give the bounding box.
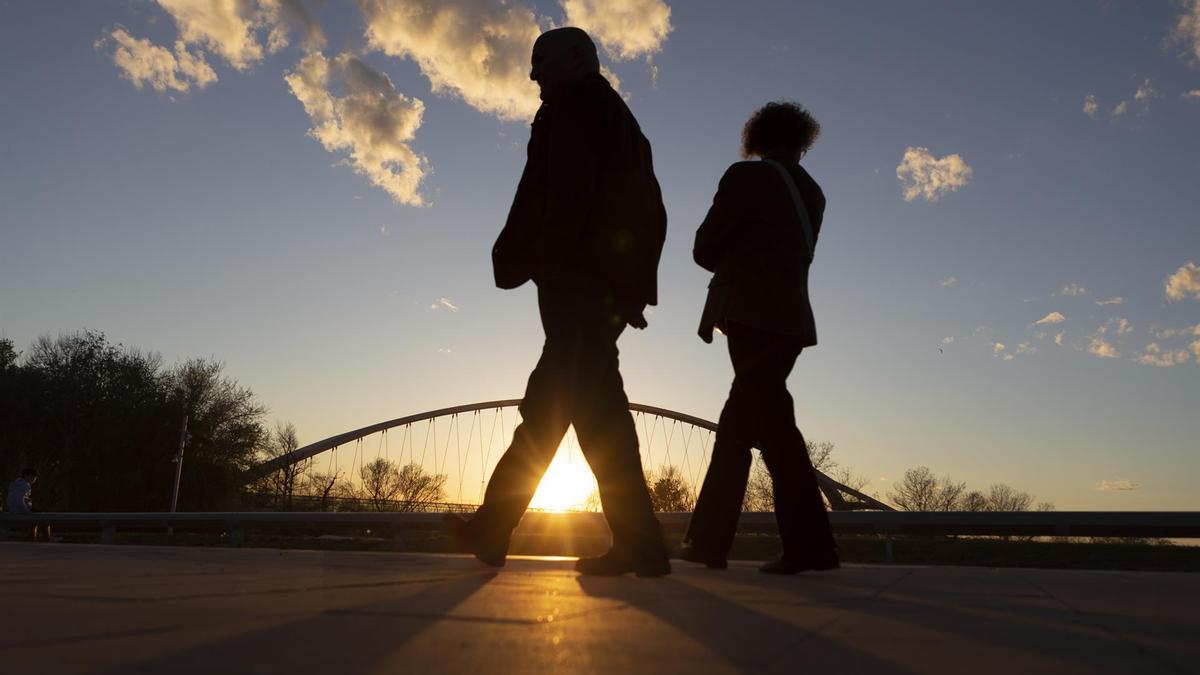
[168,415,189,534]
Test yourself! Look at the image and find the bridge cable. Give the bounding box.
[681,422,697,488]
[401,423,411,467]
[457,412,474,503]
[437,414,452,477]
[352,438,363,483]
[481,408,500,503]
[646,414,662,471]
[476,409,485,504]
[419,417,434,470]
[638,411,653,467]
[699,430,713,477]
[661,418,678,473]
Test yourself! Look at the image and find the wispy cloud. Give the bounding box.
[1165,261,1200,301]
[102,0,678,205]
[358,0,543,122]
[431,297,459,312]
[1184,89,1200,100]
[942,336,954,345]
[150,0,323,71]
[261,0,326,53]
[1054,331,1064,346]
[1084,318,1131,359]
[1135,342,1193,367]
[1035,311,1065,325]
[1134,78,1158,102]
[1157,324,1200,339]
[1016,341,1036,355]
[896,147,973,202]
[939,276,958,287]
[1172,0,1200,65]
[156,0,266,70]
[97,26,217,93]
[1082,94,1098,118]
[561,0,673,62]
[1087,335,1119,359]
[1095,296,1124,306]
[1095,479,1140,491]
[1108,79,1158,119]
[285,52,428,206]
[1058,283,1087,297]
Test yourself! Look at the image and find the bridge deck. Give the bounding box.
[1,543,1195,674]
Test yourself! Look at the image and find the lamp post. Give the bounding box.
[168,415,189,534]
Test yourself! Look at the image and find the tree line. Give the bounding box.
[2,330,1052,515]
[0,331,264,511]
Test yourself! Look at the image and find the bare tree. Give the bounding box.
[807,440,837,472]
[743,458,773,511]
[358,458,402,511]
[393,462,447,511]
[742,441,857,511]
[985,483,1033,512]
[959,490,989,512]
[646,465,695,512]
[256,421,308,510]
[743,441,863,511]
[828,465,870,492]
[301,470,342,512]
[888,466,966,511]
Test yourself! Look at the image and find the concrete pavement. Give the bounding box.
[1,542,1196,674]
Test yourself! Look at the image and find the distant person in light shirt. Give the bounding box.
[7,467,50,542]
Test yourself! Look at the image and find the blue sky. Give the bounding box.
[2,0,1198,510]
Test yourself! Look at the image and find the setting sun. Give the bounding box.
[527,433,599,512]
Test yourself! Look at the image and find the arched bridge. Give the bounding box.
[242,399,892,512]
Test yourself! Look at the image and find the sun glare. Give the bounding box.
[527,435,598,512]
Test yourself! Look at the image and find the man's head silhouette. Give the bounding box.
[530,27,600,101]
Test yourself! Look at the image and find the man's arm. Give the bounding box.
[694,163,751,272]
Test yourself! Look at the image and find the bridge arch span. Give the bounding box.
[241,399,892,511]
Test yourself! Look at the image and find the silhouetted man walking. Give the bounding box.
[447,27,669,576]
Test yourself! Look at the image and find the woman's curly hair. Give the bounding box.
[741,101,821,159]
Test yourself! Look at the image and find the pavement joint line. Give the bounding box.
[865,567,917,600]
[1021,576,1189,675]
[762,609,852,669]
[772,566,917,657]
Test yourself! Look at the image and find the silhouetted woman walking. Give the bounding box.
[682,102,838,574]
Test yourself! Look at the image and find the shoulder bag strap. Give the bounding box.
[764,159,815,262]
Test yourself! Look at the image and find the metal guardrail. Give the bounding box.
[3,510,1198,546]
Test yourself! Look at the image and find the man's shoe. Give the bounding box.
[443,513,507,568]
[678,542,728,570]
[575,550,671,578]
[759,552,840,575]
